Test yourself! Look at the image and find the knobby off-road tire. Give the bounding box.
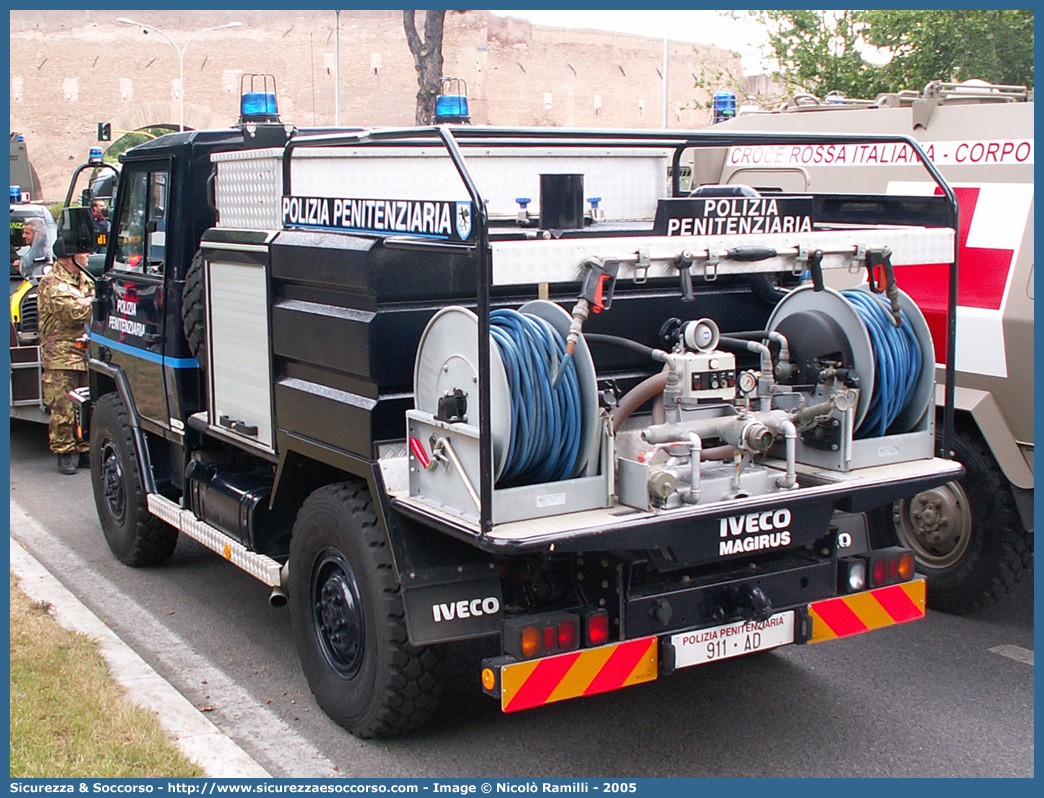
[892,423,1032,614]
[182,250,207,378]
[288,482,444,738]
[90,393,178,566]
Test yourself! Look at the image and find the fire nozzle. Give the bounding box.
[552,258,619,389]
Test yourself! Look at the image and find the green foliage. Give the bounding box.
[753,11,881,99]
[751,10,1033,99]
[862,10,1034,91]
[689,47,753,111]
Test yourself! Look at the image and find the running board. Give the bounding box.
[147,494,284,587]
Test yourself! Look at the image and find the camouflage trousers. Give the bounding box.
[42,369,88,455]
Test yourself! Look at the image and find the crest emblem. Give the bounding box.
[455,202,473,240]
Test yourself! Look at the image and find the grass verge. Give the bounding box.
[9,574,205,778]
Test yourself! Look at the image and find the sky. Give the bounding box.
[490,10,772,74]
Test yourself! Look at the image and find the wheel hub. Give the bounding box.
[100,441,126,524]
[893,481,972,569]
[312,552,364,678]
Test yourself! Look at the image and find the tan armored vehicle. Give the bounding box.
[698,80,1033,612]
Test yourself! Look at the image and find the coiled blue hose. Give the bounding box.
[842,290,922,439]
[490,309,582,485]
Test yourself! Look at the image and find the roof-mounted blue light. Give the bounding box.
[434,77,471,124]
[712,91,737,124]
[241,92,279,121]
[435,94,469,121]
[11,185,22,203]
[238,73,281,125]
[88,147,103,165]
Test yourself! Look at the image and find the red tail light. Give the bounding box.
[543,626,556,651]
[557,617,579,651]
[585,610,609,646]
[868,547,916,588]
[503,611,589,659]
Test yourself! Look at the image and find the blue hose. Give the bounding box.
[842,290,922,438]
[490,309,582,485]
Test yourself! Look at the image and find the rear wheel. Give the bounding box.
[90,393,178,566]
[288,482,443,738]
[893,423,1032,614]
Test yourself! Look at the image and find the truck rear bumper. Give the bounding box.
[482,578,926,713]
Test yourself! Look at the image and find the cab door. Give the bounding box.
[95,162,171,426]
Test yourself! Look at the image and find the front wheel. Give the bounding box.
[288,482,443,738]
[893,423,1032,614]
[89,393,178,566]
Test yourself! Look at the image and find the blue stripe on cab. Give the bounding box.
[89,333,200,369]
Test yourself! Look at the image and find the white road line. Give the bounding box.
[10,500,343,778]
[988,644,1034,666]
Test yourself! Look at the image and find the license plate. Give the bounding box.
[670,611,795,668]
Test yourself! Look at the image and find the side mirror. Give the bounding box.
[80,188,94,207]
[58,207,96,254]
[86,252,106,278]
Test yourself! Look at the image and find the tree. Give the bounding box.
[751,9,1033,100]
[861,10,1034,91]
[403,10,446,125]
[752,11,882,99]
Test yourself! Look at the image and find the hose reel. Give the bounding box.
[767,285,934,438]
[413,300,600,488]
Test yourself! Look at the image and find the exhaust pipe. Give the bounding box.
[269,561,291,608]
[269,586,288,608]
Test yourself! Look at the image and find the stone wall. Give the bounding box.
[10,10,747,200]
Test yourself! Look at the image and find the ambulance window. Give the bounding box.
[112,168,169,276]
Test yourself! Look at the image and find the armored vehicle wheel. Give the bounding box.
[893,423,1032,614]
[289,482,444,738]
[90,393,178,566]
[182,250,207,377]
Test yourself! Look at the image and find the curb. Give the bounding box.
[10,536,272,779]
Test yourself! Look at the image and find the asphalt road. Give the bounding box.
[9,419,1035,778]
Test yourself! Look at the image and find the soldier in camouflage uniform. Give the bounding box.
[38,238,94,474]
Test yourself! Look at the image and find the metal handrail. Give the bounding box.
[276,124,961,529]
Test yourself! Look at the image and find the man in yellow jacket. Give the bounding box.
[38,238,94,474]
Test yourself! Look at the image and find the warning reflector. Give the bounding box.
[498,637,658,712]
[808,578,926,643]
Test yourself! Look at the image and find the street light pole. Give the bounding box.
[334,10,341,126]
[662,37,669,129]
[117,17,243,132]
